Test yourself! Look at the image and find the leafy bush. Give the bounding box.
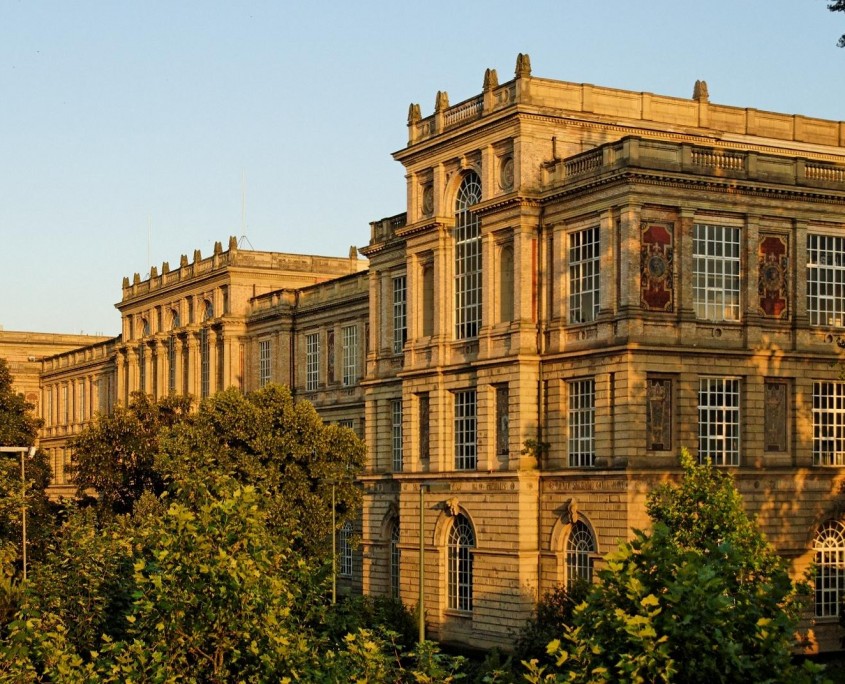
[324,594,417,649]
[514,582,589,664]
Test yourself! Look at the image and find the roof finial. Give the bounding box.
[515,53,532,78]
[483,68,499,91]
[693,79,709,102]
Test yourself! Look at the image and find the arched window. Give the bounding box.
[390,519,400,598]
[448,514,475,612]
[455,172,482,339]
[814,520,845,617]
[566,520,595,588]
[339,521,353,578]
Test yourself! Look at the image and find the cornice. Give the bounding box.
[394,218,449,239]
[543,168,845,207]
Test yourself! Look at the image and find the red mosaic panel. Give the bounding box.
[640,223,674,312]
[758,234,788,319]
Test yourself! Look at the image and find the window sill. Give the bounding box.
[444,609,472,620]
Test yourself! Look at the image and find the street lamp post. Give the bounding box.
[331,481,337,605]
[418,483,424,643]
[0,446,36,581]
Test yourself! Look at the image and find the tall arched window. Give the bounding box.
[455,172,482,339]
[814,520,845,617]
[566,520,596,588]
[390,519,400,598]
[448,513,475,612]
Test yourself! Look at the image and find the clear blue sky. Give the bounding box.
[1,1,842,335]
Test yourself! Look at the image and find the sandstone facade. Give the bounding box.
[5,55,845,651]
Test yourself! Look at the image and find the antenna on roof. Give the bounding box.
[144,215,152,279]
[241,170,247,236]
[237,171,255,250]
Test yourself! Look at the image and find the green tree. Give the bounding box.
[830,0,845,47]
[69,392,192,514]
[0,358,52,574]
[527,449,822,684]
[156,384,365,558]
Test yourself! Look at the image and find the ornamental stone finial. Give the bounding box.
[180,254,189,267]
[515,53,532,78]
[483,67,499,91]
[693,79,709,102]
[434,90,449,112]
[228,235,238,252]
[408,103,421,125]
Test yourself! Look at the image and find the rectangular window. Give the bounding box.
[259,339,271,388]
[454,389,477,470]
[393,275,407,353]
[62,385,69,425]
[342,325,358,386]
[496,386,509,456]
[200,328,210,398]
[221,286,229,315]
[813,382,845,465]
[138,344,146,394]
[568,227,600,324]
[419,393,430,463]
[339,522,353,577]
[698,377,741,465]
[338,419,354,429]
[78,382,85,422]
[568,379,595,467]
[807,234,845,327]
[422,265,434,337]
[168,336,177,393]
[306,333,320,391]
[391,398,403,472]
[693,223,741,322]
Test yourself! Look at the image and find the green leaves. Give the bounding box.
[540,449,818,684]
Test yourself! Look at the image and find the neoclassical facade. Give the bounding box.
[5,54,845,651]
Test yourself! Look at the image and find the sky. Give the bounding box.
[1,1,843,336]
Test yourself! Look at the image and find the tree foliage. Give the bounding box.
[156,384,365,558]
[0,358,53,571]
[0,359,41,448]
[526,449,822,684]
[69,392,192,514]
[830,0,845,47]
[0,383,469,682]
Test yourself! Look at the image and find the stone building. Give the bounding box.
[5,54,845,651]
